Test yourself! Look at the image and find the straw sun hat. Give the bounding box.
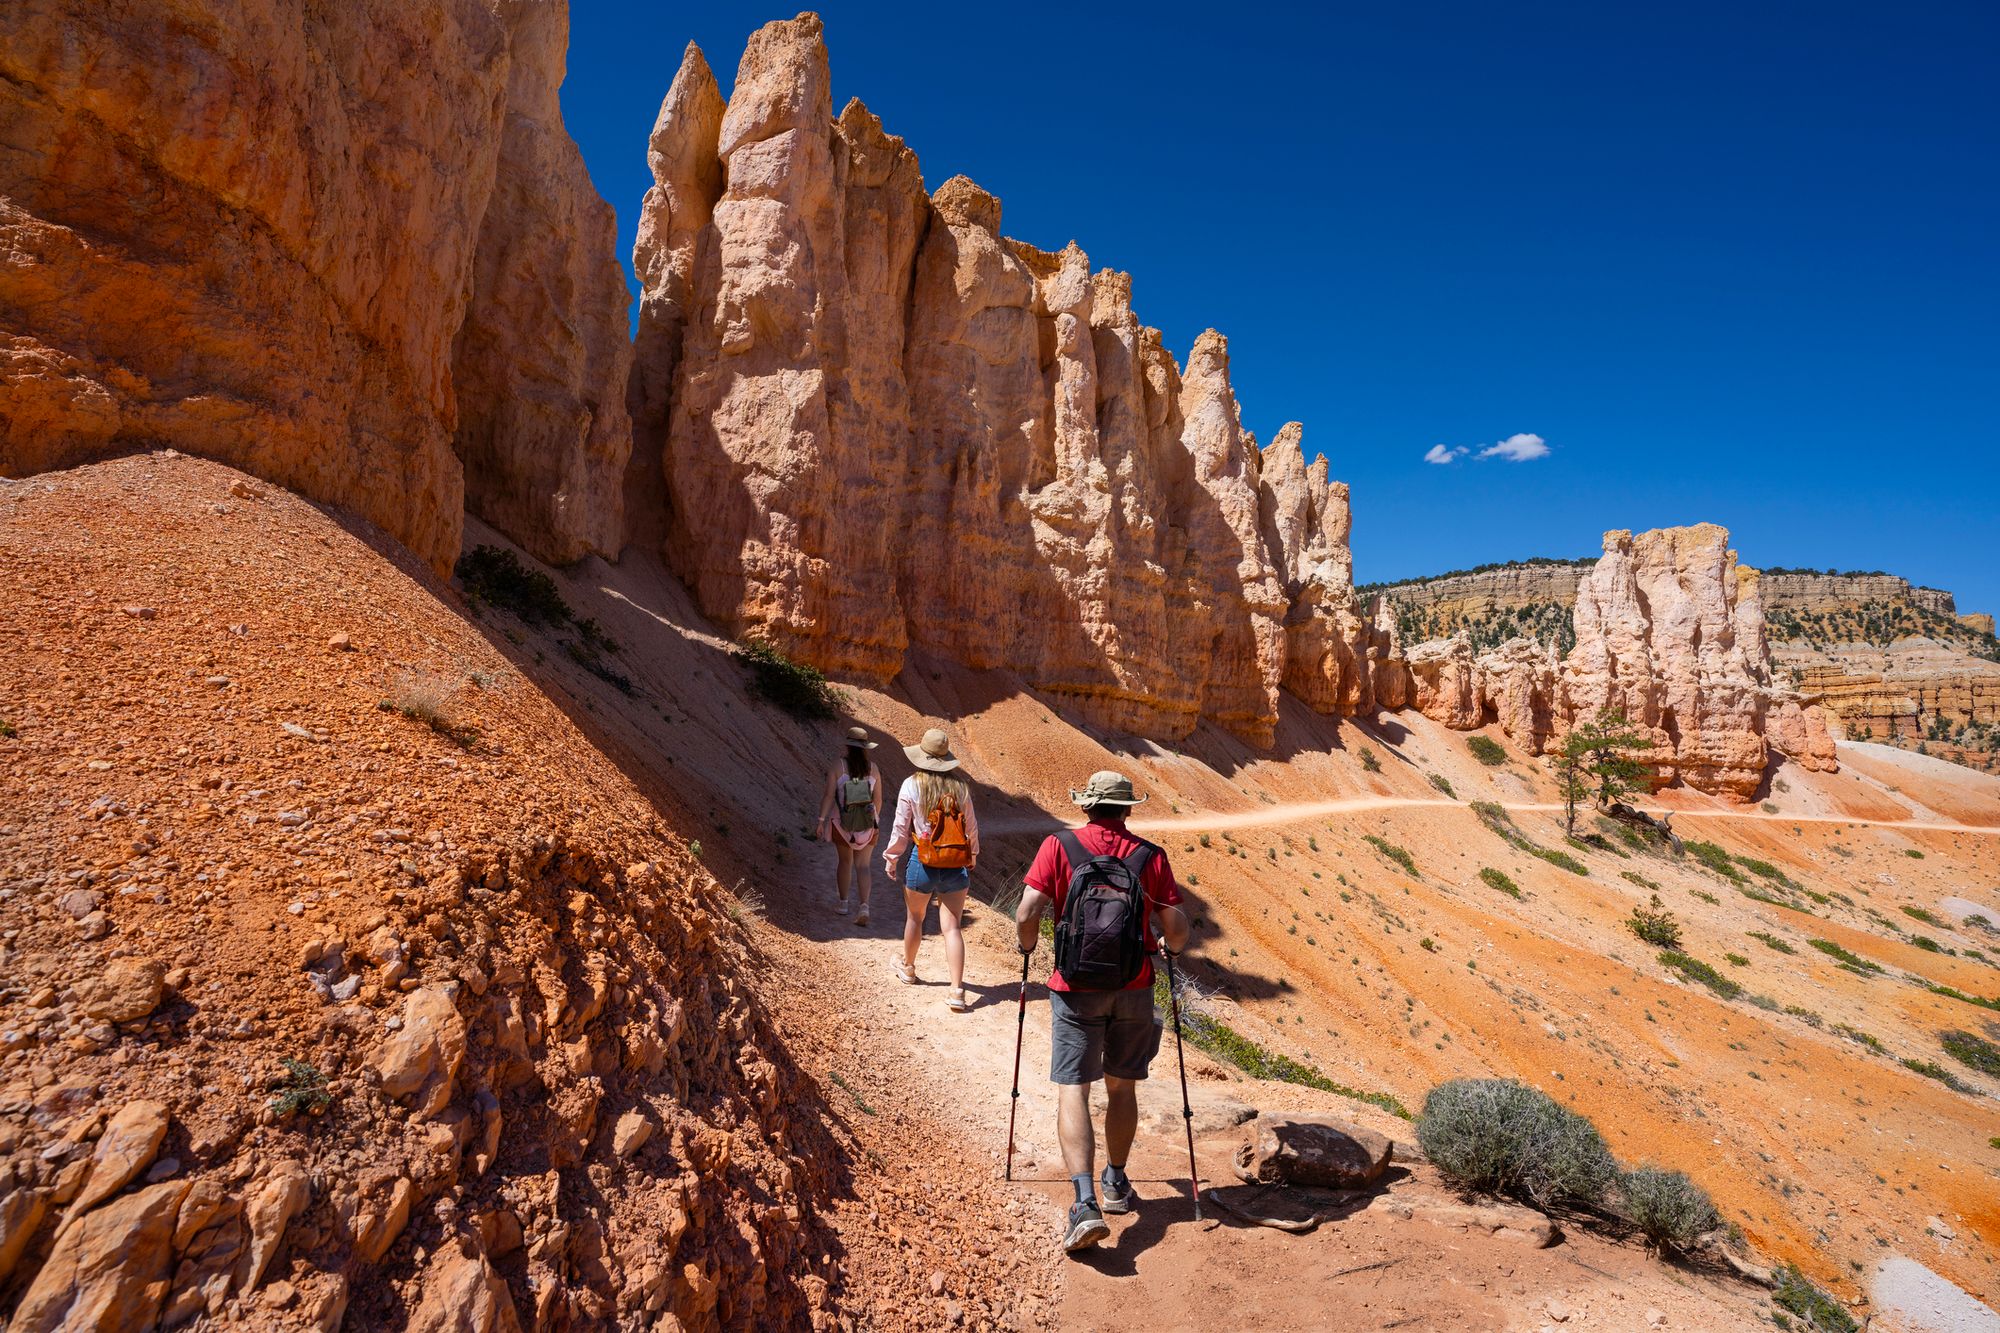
[903,728,960,772]
[844,726,878,749]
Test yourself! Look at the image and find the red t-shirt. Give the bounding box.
[1025,819,1183,992]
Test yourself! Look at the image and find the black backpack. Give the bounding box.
[1052,829,1156,991]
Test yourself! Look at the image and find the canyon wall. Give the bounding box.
[634,15,1391,745]
[0,0,632,573]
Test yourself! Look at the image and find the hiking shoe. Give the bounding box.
[853,907,869,926]
[1098,1165,1134,1215]
[1061,1200,1110,1253]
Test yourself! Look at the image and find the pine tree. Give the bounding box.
[1556,709,1656,833]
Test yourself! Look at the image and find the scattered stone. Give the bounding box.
[611,1109,652,1158]
[78,957,165,1023]
[143,1156,180,1183]
[331,975,362,1002]
[280,722,317,741]
[57,889,103,920]
[78,911,112,941]
[0,1186,50,1284]
[287,902,306,916]
[328,633,353,651]
[236,1161,309,1292]
[119,605,155,620]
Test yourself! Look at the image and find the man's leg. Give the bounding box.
[1102,1074,1139,1169]
[1057,1081,1096,1180]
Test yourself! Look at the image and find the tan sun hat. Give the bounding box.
[903,727,960,773]
[844,726,878,750]
[1071,770,1147,808]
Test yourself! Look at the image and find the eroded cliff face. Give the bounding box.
[0,0,632,573]
[635,16,1382,744]
[1393,525,1836,795]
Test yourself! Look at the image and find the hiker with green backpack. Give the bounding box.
[881,727,980,1011]
[1013,770,1190,1254]
[816,726,883,926]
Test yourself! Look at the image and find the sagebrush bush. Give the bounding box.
[1417,1078,1618,1208]
[1619,1166,1719,1253]
[1467,734,1507,766]
[1940,1030,2000,1077]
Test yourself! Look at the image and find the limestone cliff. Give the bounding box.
[635,17,1378,744]
[0,0,632,573]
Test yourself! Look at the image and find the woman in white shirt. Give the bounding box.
[815,726,882,925]
[882,727,980,1011]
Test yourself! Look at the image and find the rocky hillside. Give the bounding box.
[1362,559,1593,654]
[0,455,1048,1332]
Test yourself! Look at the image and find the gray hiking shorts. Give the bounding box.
[1050,987,1163,1085]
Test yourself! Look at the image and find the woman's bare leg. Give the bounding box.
[832,838,853,904]
[937,888,969,992]
[903,888,929,971]
[852,847,872,922]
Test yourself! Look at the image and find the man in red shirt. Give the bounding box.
[1015,770,1189,1253]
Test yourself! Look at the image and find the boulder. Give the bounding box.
[71,1099,170,1214]
[236,1160,310,1292]
[375,987,467,1119]
[0,1183,49,1283]
[11,1178,190,1332]
[407,1235,524,1333]
[1233,1114,1393,1190]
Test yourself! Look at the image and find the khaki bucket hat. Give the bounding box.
[1071,770,1147,808]
[904,727,960,773]
[844,726,878,750]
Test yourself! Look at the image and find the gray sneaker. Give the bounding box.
[1062,1200,1110,1253]
[1099,1165,1134,1215]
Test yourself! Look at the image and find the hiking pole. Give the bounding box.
[1005,947,1031,1181]
[1163,950,1202,1221]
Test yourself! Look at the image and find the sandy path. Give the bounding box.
[979,795,2000,838]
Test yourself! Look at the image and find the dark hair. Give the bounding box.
[844,743,869,780]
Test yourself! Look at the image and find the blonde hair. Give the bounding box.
[916,770,969,816]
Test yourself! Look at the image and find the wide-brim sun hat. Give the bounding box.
[844,726,878,749]
[904,727,960,773]
[1071,769,1147,808]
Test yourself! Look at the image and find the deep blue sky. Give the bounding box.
[564,2,1999,613]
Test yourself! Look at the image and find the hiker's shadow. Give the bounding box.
[1071,1182,1195,1274]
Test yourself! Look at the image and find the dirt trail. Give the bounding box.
[981,796,2000,838]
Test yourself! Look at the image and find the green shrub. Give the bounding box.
[1682,840,1746,883]
[1467,735,1508,766]
[1941,1029,2000,1077]
[1901,1057,1969,1092]
[736,637,842,719]
[1774,1264,1857,1332]
[1532,845,1589,876]
[1926,983,2000,1011]
[1734,856,1797,888]
[1428,772,1457,799]
[1417,1078,1618,1208]
[1833,1024,1883,1053]
[1904,848,1925,860]
[1724,952,1750,967]
[1156,974,1407,1117]
[1620,1167,1720,1254]
[1749,931,1796,954]
[1479,867,1521,899]
[1910,935,1945,953]
[1900,905,1941,926]
[455,545,572,625]
[269,1057,333,1117]
[1358,746,1381,773]
[1364,834,1419,878]
[1627,895,1683,949]
[1808,939,1881,972]
[1659,951,1742,999]
[1621,870,1660,891]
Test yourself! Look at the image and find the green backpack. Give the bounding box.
[838,775,875,833]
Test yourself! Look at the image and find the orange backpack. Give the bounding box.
[917,798,972,868]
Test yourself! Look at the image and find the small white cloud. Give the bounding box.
[1423,444,1467,465]
[1478,432,1550,462]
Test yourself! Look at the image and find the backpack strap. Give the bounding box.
[1054,828,1088,876]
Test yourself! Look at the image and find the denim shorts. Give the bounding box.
[904,854,970,895]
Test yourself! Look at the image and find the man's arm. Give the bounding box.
[1015,886,1053,955]
[1154,902,1190,956]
